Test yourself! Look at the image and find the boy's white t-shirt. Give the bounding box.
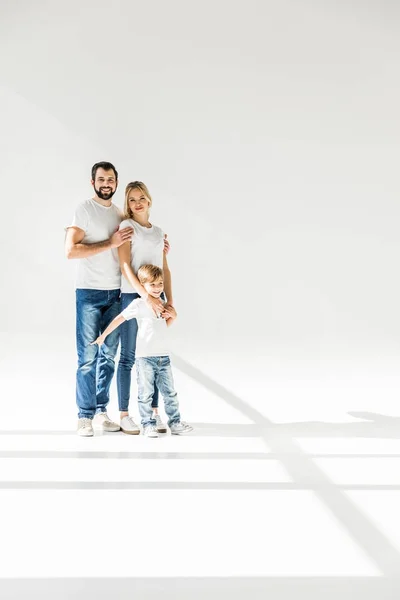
[119,218,164,294]
[68,199,122,290]
[121,298,169,358]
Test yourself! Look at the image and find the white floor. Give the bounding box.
[1,333,400,599]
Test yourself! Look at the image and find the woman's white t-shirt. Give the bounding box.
[119,218,164,294]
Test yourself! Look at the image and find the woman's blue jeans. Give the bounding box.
[116,292,159,412]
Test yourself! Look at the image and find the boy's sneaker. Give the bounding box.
[154,413,167,434]
[170,421,193,435]
[93,412,120,432]
[120,416,140,435]
[143,425,159,438]
[77,418,94,437]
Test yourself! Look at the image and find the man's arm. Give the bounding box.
[65,226,133,259]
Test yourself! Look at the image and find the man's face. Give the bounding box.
[92,168,117,200]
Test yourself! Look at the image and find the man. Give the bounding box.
[65,161,133,436]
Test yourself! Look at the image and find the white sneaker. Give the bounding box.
[93,412,120,432]
[143,424,159,438]
[120,416,140,435]
[154,413,167,434]
[170,421,193,435]
[77,418,94,437]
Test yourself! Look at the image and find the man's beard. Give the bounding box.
[95,185,116,200]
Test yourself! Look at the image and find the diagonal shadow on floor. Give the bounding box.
[171,354,400,578]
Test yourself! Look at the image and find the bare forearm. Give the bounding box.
[102,315,126,339]
[121,263,148,298]
[163,268,173,304]
[66,239,112,259]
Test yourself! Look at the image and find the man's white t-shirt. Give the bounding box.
[121,298,169,358]
[69,199,122,290]
[119,218,164,294]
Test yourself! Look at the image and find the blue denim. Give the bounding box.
[116,292,159,412]
[136,356,181,427]
[76,289,121,419]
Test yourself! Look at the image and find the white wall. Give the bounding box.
[0,0,400,357]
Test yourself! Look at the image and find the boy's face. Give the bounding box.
[143,277,164,298]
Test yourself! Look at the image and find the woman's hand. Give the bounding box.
[162,304,177,320]
[145,294,165,316]
[163,234,170,254]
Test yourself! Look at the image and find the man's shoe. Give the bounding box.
[77,418,94,437]
[120,416,140,435]
[93,412,120,432]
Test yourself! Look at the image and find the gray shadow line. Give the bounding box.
[1,451,400,460]
[1,481,400,491]
[0,451,271,460]
[0,576,399,600]
[172,354,400,577]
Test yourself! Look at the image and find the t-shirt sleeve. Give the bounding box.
[121,299,140,321]
[69,203,89,232]
[119,218,132,231]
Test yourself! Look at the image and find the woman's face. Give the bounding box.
[128,188,150,216]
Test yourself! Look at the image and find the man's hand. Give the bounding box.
[110,227,133,248]
[163,234,170,254]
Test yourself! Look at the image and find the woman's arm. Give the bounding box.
[118,241,147,296]
[162,305,177,327]
[91,314,126,346]
[118,241,164,313]
[162,253,173,306]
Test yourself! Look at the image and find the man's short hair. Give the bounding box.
[91,161,118,181]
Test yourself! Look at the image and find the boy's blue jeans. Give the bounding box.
[136,356,180,427]
[76,288,121,419]
[117,292,159,412]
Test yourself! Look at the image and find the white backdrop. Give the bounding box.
[0,0,399,358]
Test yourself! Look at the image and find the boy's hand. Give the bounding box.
[90,335,105,347]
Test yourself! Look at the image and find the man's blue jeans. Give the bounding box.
[136,356,180,427]
[76,289,121,419]
[116,292,159,412]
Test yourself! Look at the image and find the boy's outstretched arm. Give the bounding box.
[91,314,126,346]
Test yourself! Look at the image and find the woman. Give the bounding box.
[116,181,174,434]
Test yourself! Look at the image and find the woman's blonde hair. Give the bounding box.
[123,181,152,219]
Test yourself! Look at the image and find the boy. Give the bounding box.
[92,265,193,437]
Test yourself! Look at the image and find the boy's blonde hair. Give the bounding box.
[137,264,163,285]
[123,181,152,219]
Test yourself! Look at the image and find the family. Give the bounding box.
[65,161,192,437]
